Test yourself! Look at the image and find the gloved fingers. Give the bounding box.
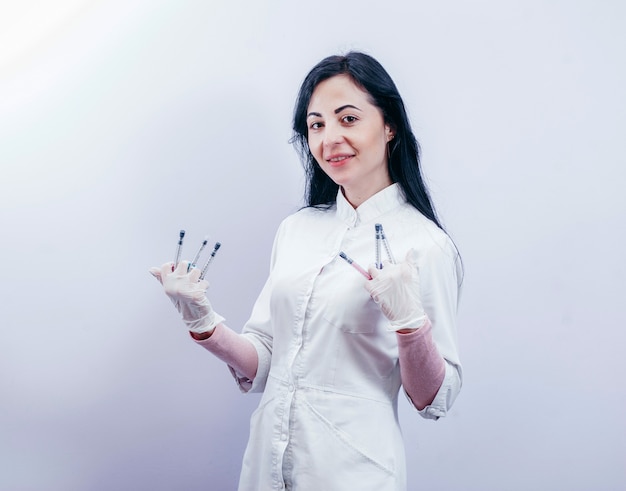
[189,284,214,304]
[173,260,191,275]
[404,248,419,267]
[367,288,382,305]
[162,260,206,284]
[187,265,205,283]
[363,275,376,295]
[149,267,163,284]
[374,262,404,284]
[364,266,384,298]
[382,259,395,269]
[402,250,422,285]
[197,278,209,291]
[368,257,396,276]
[364,273,392,301]
[366,282,391,303]
[365,259,417,300]
[367,264,380,279]
[160,262,175,277]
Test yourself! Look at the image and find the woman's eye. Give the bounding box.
[310,122,323,130]
[342,115,357,124]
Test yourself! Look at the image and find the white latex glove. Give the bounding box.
[364,249,427,331]
[149,261,224,334]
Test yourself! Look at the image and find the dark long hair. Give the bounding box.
[292,51,444,230]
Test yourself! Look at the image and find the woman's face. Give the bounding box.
[306,74,394,207]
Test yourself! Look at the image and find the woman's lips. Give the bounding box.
[326,154,354,167]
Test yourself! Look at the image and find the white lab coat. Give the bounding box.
[231,184,462,491]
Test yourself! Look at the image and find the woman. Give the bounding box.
[151,52,462,491]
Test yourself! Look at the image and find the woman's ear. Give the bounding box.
[385,125,396,142]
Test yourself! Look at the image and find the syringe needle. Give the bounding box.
[199,242,221,280]
[191,237,209,267]
[174,229,186,270]
[375,223,383,269]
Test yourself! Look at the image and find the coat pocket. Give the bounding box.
[299,396,399,478]
[321,280,383,334]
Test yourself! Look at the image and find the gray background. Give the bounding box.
[1,1,624,489]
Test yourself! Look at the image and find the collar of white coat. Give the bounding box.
[335,183,405,227]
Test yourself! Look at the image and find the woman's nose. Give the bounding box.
[323,123,344,146]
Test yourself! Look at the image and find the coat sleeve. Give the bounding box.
[408,236,463,420]
[232,220,286,393]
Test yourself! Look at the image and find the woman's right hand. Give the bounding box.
[149,261,224,335]
[364,249,428,332]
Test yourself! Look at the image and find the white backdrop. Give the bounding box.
[1,1,625,490]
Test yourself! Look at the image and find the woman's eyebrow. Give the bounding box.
[307,104,362,119]
[334,104,361,114]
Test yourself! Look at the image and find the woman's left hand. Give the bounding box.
[364,249,428,332]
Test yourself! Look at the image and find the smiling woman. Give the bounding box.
[292,53,445,231]
[306,75,395,208]
[151,51,463,491]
